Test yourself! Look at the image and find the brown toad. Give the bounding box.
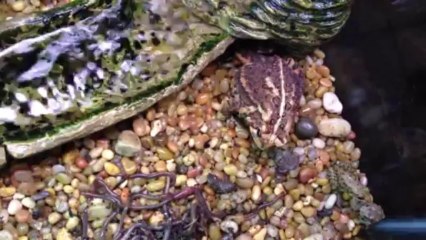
[230,51,304,149]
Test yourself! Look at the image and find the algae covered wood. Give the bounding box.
[0,0,233,159]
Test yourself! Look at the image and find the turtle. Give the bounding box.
[0,0,353,166]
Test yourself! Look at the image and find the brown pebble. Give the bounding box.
[318,150,330,165]
[196,93,211,105]
[17,182,37,196]
[15,209,31,223]
[319,78,332,87]
[13,170,34,184]
[317,65,330,77]
[201,64,217,77]
[120,188,130,204]
[299,167,318,183]
[194,134,209,149]
[96,139,110,149]
[133,118,150,136]
[154,161,167,172]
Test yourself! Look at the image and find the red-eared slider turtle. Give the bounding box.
[0,0,352,165]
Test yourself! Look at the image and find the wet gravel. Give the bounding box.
[0,49,382,240]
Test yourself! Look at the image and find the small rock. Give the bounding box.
[301,207,316,218]
[323,92,343,114]
[236,178,254,189]
[7,199,22,215]
[13,170,34,183]
[11,0,26,12]
[156,147,174,161]
[304,233,324,240]
[101,149,115,160]
[88,205,112,221]
[312,138,325,149]
[207,174,236,194]
[31,191,50,201]
[150,119,166,137]
[55,173,71,185]
[325,194,337,209]
[175,175,188,187]
[115,130,142,157]
[30,0,41,7]
[209,223,222,240]
[15,209,31,223]
[65,217,79,230]
[266,225,278,238]
[0,210,9,223]
[223,164,238,176]
[236,234,252,240]
[0,230,13,240]
[318,118,351,138]
[295,117,318,139]
[121,157,137,175]
[0,187,16,197]
[56,228,73,240]
[253,228,267,240]
[251,185,262,202]
[299,167,318,183]
[104,162,120,176]
[220,220,239,234]
[55,200,69,213]
[146,180,166,192]
[154,161,167,172]
[133,118,150,137]
[272,149,300,175]
[17,182,37,197]
[21,197,36,209]
[52,165,66,174]
[292,201,303,211]
[89,147,103,159]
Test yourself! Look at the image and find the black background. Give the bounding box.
[322,0,426,219]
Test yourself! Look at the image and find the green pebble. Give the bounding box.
[88,204,112,221]
[55,173,71,185]
[17,223,29,236]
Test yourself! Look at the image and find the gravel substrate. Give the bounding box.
[0,0,66,19]
[0,49,383,240]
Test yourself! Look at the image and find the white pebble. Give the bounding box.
[21,197,36,209]
[13,193,25,200]
[323,92,343,114]
[186,178,197,187]
[251,185,261,202]
[293,147,305,156]
[266,225,278,238]
[318,118,352,138]
[0,230,13,240]
[312,138,325,149]
[325,194,337,209]
[0,210,9,223]
[220,220,239,234]
[7,199,22,215]
[304,233,324,240]
[361,175,368,186]
[348,220,356,231]
[150,119,165,137]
